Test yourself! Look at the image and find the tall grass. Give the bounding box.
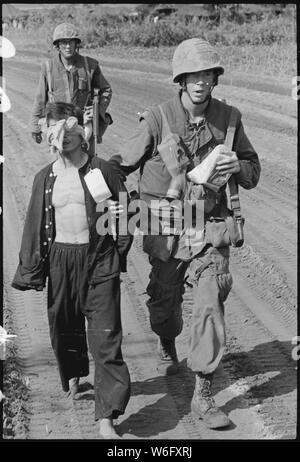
[10,5,296,47]
[218,43,297,77]
[5,6,296,79]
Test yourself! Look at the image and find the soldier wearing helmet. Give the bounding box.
[110,38,261,429]
[52,22,81,46]
[172,37,224,102]
[30,23,112,155]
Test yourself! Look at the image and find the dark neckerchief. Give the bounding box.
[182,107,205,131]
[180,97,213,159]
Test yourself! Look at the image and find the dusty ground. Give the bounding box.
[2,44,297,441]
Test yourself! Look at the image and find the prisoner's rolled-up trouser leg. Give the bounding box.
[187,246,233,375]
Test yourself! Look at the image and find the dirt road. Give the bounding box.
[2,45,297,440]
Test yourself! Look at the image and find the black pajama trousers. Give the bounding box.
[47,242,130,420]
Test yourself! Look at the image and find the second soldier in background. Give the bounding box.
[30,22,112,155]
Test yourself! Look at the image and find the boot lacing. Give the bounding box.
[196,376,215,408]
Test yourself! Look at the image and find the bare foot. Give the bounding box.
[66,377,80,399]
[99,418,121,439]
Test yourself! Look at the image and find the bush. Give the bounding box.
[21,4,296,49]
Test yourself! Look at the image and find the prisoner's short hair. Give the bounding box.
[45,102,83,126]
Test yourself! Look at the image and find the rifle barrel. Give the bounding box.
[93,89,100,156]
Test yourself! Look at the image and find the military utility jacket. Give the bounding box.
[116,91,260,205]
[110,91,261,260]
[30,52,112,133]
[12,157,133,292]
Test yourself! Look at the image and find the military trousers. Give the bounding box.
[146,246,233,374]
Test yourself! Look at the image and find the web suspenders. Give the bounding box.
[157,103,243,224]
[83,55,92,107]
[224,106,238,150]
[45,56,91,105]
[224,107,242,221]
[83,56,91,93]
[45,60,55,103]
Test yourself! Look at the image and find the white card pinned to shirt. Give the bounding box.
[84,168,112,203]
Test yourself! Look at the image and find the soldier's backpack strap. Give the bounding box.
[225,106,243,222]
[82,55,92,107]
[224,105,239,152]
[45,59,55,103]
[83,56,91,94]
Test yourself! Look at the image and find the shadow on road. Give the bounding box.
[221,340,297,415]
[118,340,296,438]
[117,367,193,438]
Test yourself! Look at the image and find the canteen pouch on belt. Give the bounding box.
[205,214,245,248]
[205,218,230,248]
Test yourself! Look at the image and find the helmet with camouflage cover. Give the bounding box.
[172,38,224,83]
[53,23,81,46]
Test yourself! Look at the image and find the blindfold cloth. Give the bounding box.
[46,116,89,152]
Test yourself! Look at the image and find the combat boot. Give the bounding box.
[191,372,231,429]
[157,337,179,375]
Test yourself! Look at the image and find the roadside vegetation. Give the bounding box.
[2,300,29,439]
[6,3,296,78]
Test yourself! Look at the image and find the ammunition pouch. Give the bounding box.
[156,104,191,200]
[157,132,190,199]
[205,213,245,248]
[157,133,190,177]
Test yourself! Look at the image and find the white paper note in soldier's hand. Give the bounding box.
[187,144,234,189]
[84,168,112,203]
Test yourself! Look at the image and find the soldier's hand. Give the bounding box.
[84,106,93,124]
[108,156,127,182]
[129,190,140,201]
[32,132,43,144]
[216,151,240,174]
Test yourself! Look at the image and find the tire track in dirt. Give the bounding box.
[231,248,296,329]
